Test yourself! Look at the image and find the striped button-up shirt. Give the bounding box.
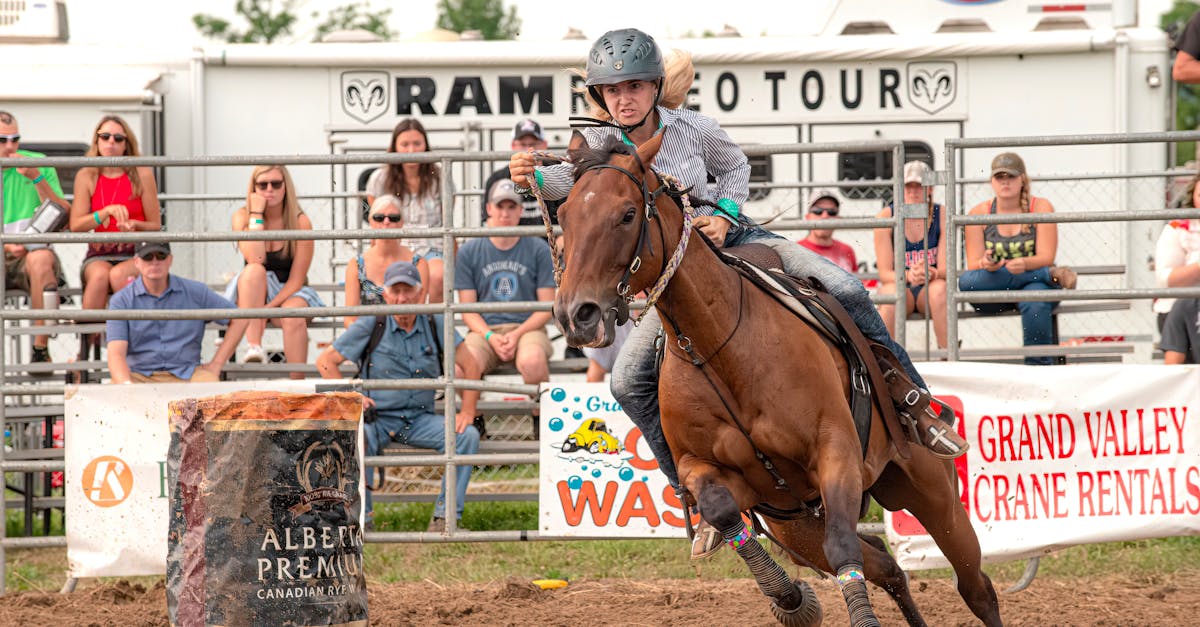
[536,106,750,221]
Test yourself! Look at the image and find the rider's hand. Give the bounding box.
[694,215,732,248]
[508,151,536,188]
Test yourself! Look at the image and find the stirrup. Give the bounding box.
[911,408,969,459]
[882,368,968,459]
[690,519,723,560]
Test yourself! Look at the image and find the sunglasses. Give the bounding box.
[0,134,19,144]
[809,207,839,217]
[371,213,403,223]
[97,132,127,144]
[139,252,169,261]
[992,172,1018,180]
[255,180,285,191]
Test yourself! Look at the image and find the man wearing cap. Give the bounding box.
[798,190,858,274]
[480,119,562,227]
[457,178,556,386]
[317,260,482,532]
[1,110,70,366]
[106,241,250,383]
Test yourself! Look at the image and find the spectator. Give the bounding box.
[1160,298,1199,364]
[874,161,948,348]
[1173,10,1200,85]
[481,119,562,228]
[316,261,482,532]
[0,111,69,365]
[455,179,556,387]
[69,115,163,348]
[223,165,323,377]
[366,118,449,302]
[798,189,857,274]
[1153,169,1200,331]
[960,152,1077,366]
[343,194,430,328]
[106,242,249,383]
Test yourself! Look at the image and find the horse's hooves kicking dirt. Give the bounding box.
[771,579,823,627]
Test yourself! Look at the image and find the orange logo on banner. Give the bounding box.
[80,455,134,507]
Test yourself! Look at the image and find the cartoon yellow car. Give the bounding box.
[561,418,621,454]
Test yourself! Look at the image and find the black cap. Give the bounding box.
[512,119,545,142]
[135,241,171,257]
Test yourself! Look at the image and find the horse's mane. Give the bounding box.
[569,136,640,182]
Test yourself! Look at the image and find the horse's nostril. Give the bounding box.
[574,303,601,327]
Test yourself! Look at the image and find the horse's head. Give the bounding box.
[555,130,667,347]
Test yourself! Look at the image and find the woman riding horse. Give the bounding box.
[508,28,968,559]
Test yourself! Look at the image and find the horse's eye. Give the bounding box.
[621,207,637,225]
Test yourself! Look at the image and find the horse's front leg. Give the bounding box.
[689,465,822,627]
[815,439,881,627]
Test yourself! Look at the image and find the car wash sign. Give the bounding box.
[335,60,964,125]
[538,383,695,538]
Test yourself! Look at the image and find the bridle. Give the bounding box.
[534,145,696,326]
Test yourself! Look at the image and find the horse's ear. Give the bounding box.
[567,130,588,154]
[636,133,664,167]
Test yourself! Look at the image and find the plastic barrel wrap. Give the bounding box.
[167,391,368,627]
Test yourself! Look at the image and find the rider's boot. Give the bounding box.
[881,367,969,460]
[679,489,723,560]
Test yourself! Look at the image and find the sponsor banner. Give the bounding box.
[887,362,1200,570]
[538,383,691,537]
[65,381,360,578]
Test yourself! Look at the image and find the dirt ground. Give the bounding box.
[2,572,1196,626]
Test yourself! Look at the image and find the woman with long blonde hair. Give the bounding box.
[960,152,1076,365]
[223,165,324,376]
[69,115,162,315]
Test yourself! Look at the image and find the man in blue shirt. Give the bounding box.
[316,261,482,532]
[456,179,556,385]
[106,241,249,383]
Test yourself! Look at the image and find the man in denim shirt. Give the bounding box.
[316,261,482,532]
[106,241,249,383]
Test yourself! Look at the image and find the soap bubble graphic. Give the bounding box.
[550,388,566,402]
[567,475,582,490]
[619,467,634,481]
[548,417,564,432]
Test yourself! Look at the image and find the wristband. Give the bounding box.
[533,169,544,189]
[93,212,104,226]
[715,198,740,219]
[250,218,264,226]
[485,331,495,341]
[31,174,45,185]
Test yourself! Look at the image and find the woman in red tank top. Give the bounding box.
[69,115,162,315]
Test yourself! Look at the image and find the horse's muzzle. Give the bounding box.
[555,298,619,348]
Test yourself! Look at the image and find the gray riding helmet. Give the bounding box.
[585,28,665,115]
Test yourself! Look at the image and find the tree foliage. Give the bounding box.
[194,0,298,43]
[312,2,395,42]
[435,0,521,40]
[1164,1,1200,163]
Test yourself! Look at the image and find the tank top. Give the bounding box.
[87,172,146,258]
[356,251,423,305]
[983,198,1038,261]
[901,203,942,269]
[264,249,293,283]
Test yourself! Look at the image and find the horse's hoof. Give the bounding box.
[771,579,823,627]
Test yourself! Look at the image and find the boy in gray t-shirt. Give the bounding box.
[455,179,557,383]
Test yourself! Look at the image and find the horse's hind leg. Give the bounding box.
[874,459,1002,626]
[859,532,926,627]
[696,479,822,627]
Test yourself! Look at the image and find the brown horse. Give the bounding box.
[552,131,1002,627]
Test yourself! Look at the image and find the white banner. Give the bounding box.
[538,382,692,537]
[65,380,354,578]
[887,362,1200,570]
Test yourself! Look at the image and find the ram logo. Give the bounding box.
[907,61,957,115]
[341,71,389,124]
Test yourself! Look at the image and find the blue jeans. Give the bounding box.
[958,267,1058,366]
[364,409,480,519]
[611,221,926,488]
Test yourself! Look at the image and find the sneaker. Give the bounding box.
[427,516,447,533]
[1050,266,1077,290]
[690,518,723,560]
[243,344,266,363]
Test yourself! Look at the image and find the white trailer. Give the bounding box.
[0,0,1173,358]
